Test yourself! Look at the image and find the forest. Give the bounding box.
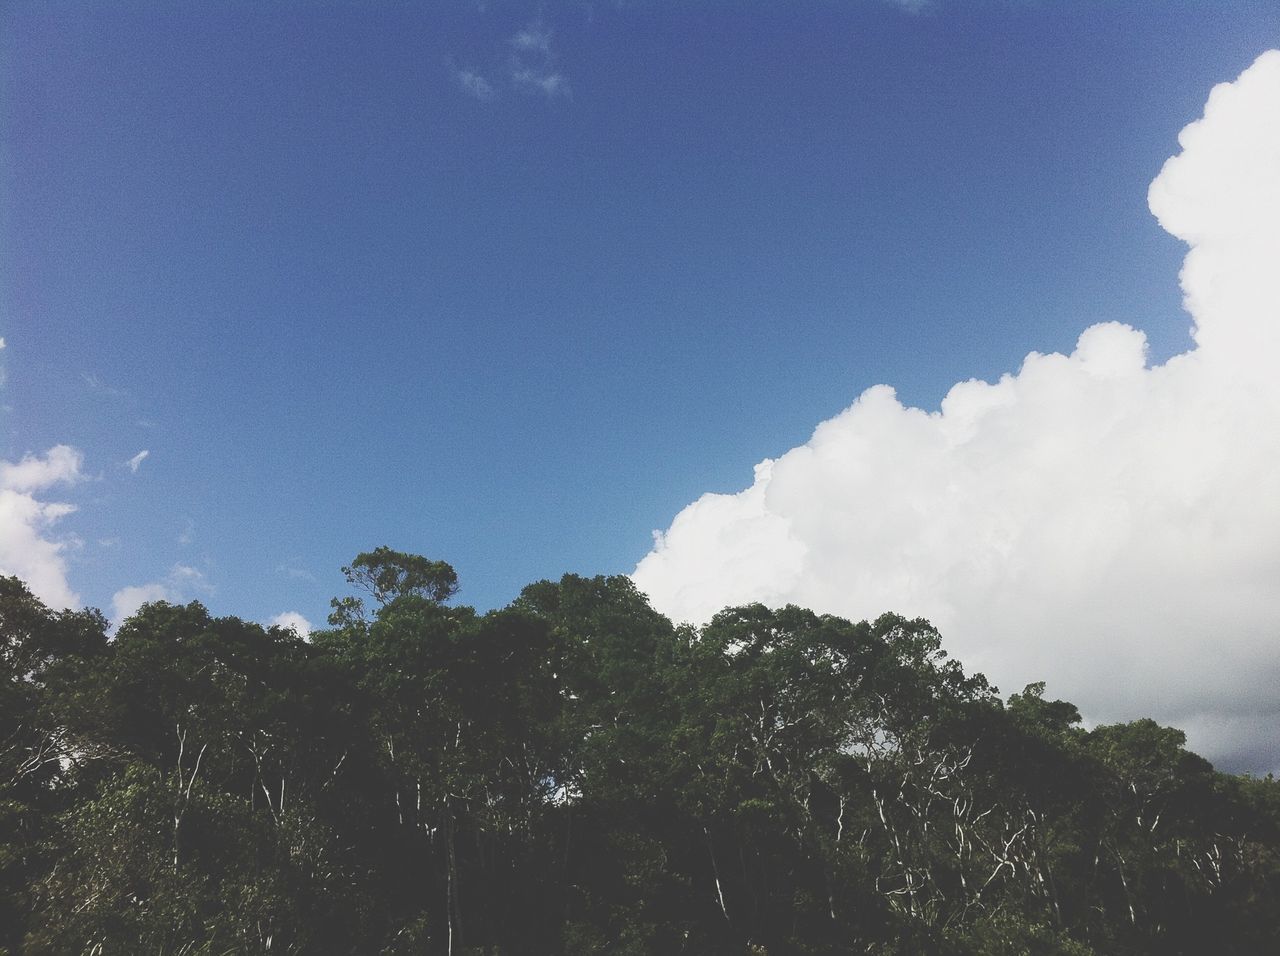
[2,548,1278,954]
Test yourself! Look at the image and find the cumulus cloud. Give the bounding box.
[111,581,177,623]
[268,611,313,640]
[1,445,83,493]
[111,563,213,626]
[634,51,1280,771]
[0,445,84,609]
[126,449,149,473]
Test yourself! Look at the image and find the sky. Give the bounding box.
[4,2,1280,769]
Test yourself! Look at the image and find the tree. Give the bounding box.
[344,547,459,606]
[5,557,1280,953]
[328,548,460,629]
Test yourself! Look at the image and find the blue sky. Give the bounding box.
[4,0,1280,637]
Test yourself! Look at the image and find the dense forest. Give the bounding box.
[3,549,1278,954]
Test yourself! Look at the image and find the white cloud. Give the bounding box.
[80,372,126,398]
[454,67,497,102]
[169,563,213,593]
[884,0,934,13]
[0,444,83,494]
[509,19,569,99]
[268,611,312,640]
[511,22,552,54]
[512,67,570,98]
[0,445,84,609]
[111,563,213,626]
[126,449,149,473]
[276,560,317,582]
[451,18,567,103]
[111,582,177,623]
[634,51,1280,771]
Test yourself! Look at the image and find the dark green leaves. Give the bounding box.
[3,563,1279,954]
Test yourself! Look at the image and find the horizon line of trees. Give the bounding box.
[2,548,1278,954]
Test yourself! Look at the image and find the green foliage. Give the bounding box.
[953,911,1098,955]
[343,547,460,606]
[2,563,1279,954]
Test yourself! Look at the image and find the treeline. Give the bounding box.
[2,549,1278,954]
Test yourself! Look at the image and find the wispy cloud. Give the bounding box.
[126,449,149,474]
[510,18,570,99]
[886,0,934,13]
[511,21,553,54]
[276,560,317,583]
[450,16,571,104]
[169,563,214,593]
[453,65,497,102]
[80,372,127,399]
[512,65,570,98]
[634,51,1280,771]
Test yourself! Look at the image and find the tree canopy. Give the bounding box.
[1,558,1277,954]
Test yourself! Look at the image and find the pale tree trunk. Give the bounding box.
[173,725,207,872]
